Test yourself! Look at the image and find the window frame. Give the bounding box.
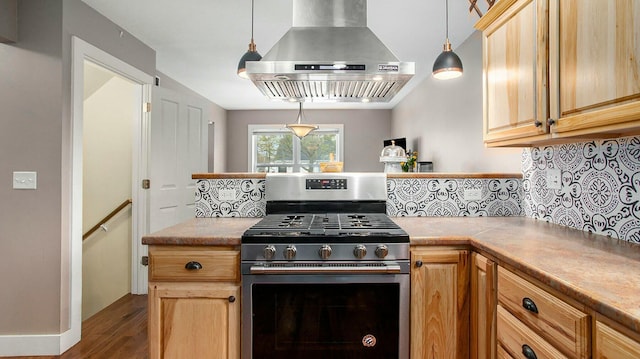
[248,124,344,173]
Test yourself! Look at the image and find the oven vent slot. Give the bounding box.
[264,262,387,268]
[250,262,403,274]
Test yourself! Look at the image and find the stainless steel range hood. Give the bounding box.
[245,0,415,103]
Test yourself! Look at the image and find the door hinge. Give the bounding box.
[142,179,150,189]
[141,256,149,266]
[143,102,151,113]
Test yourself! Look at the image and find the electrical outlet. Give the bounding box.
[13,171,37,189]
[463,189,482,201]
[546,169,562,190]
[219,189,235,201]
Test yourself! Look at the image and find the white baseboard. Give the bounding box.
[0,329,79,356]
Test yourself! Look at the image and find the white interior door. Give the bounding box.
[149,85,208,234]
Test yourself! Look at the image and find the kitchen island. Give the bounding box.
[143,216,640,358]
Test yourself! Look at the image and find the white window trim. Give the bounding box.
[248,124,344,172]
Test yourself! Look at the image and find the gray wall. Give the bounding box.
[226,109,392,172]
[0,0,155,335]
[0,0,65,334]
[392,31,522,173]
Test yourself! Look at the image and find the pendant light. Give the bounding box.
[237,0,261,79]
[286,102,318,139]
[432,0,463,80]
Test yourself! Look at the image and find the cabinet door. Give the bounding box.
[148,282,240,359]
[595,320,640,359]
[551,0,640,136]
[411,249,469,359]
[471,253,497,359]
[475,0,550,146]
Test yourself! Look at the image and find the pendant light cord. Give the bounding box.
[445,0,449,41]
[250,0,255,42]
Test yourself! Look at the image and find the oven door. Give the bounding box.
[241,271,409,359]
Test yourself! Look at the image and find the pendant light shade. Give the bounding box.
[432,0,463,80]
[237,0,261,79]
[286,102,318,139]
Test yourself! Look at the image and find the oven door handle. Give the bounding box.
[249,263,402,274]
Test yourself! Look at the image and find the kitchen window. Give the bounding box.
[248,124,344,173]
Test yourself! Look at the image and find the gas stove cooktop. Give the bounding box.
[242,213,409,243]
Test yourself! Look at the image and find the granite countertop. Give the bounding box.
[142,216,640,333]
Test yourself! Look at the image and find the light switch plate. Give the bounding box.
[13,171,37,189]
[546,169,562,190]
[219,189,235,201]
[463,189,482,201]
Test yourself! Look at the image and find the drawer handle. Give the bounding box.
[228,296,236,303]
[415,260,423,268]
[522,344,537,359]
[522,297,539,314]
[185,261,203,270]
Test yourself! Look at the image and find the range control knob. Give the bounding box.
[263,245,276,260]
[318,244,332,260]
[353,244,367,259]
[375,244,389,259]
[283,245,297,260]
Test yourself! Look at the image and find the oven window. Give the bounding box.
[252,283,400,359]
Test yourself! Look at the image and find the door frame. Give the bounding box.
[68,36,152,347]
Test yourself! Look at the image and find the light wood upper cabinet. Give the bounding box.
[476,0,640,146]
[471,253,497,359]
[549,0,640,137]
[411,249,470,359]
[475,0,550,146]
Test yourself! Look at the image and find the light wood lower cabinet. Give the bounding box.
[471,253,497,359]
[497,266,590,359]
[594,320,640,359]
[410,248,470,359]
[497,305,568,358]
[148,246,240,359]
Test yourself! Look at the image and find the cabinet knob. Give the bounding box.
[415,260,423,268]
[185,261,203,270]
[534,120,543,127]
[228,296,236,303]
[547,118,556,126]
[522,344,537,359]
[522,297,539,314]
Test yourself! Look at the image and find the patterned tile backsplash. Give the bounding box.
[386,178,522,217]
[522,136,640,243]
[195,178,266,218]
[195,176,523,218]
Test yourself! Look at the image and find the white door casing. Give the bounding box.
[44,36,151,356]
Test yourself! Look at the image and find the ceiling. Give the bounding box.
[81,0,482,110]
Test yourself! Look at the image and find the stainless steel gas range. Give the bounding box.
[241,173,409,359]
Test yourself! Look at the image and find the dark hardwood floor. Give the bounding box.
[5,294,148,359]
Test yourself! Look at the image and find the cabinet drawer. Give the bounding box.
[497,267,589,358]
[595,320,640,359]
[497,305,568,359]
[149,246,239,282]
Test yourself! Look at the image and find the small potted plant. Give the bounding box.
[402,150,417,172]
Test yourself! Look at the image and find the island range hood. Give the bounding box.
[245,0,415,103]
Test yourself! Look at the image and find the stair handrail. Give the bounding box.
[83,199,132,240]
